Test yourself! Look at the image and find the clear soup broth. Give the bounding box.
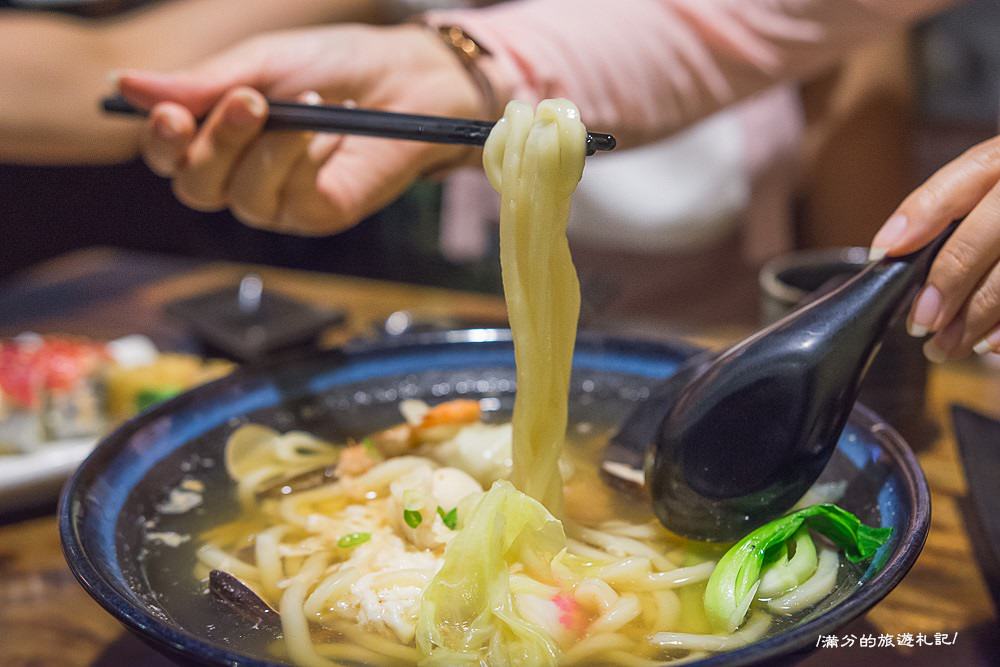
[135,380,865,667]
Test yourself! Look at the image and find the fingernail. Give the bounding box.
[107,68,144,87]
[923,339,948,364]
[153,112,182,140]
[908,285,941,337]
[973,327,1000,355]
[226,91,265,125]
[924,318,963,363]
[300,90,323,106]
[869,213,908,261]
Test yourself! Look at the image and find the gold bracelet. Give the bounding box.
[424,23,498,120]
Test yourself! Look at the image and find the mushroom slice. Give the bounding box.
[209,569,280,629]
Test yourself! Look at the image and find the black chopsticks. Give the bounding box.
[101,94,616,156]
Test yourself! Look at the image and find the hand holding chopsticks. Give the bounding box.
[109,24,610,236]
[101,94,616,156]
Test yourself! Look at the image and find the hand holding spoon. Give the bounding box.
[609,224,956,541]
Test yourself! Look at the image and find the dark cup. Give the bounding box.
[759,247,936,451]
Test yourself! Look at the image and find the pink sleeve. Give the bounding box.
[425,0,955,147]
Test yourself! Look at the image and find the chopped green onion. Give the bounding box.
[437,506,458,531]
[361,437,383,460]
[337,532,371,549]
[704,503,892,633]
[404,509,423,528]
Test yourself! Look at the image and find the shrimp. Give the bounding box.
[371,400,483,454]
[335,443,381,477]
[413,399,481,443]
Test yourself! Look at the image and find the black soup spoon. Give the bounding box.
[624,224,956,541]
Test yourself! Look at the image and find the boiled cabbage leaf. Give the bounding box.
[416,480,566,666]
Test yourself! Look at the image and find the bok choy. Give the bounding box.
[758,527,817,598]
[704,504,892,632]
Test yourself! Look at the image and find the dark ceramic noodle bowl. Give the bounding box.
[60,330,930,667]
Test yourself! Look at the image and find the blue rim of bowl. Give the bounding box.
[59,329,930,667]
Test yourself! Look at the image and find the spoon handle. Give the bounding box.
[815,221,961,336]
[871,221,959,299]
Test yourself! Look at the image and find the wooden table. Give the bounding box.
[1,248,996,666]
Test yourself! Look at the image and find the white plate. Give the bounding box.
[0,438,97,512]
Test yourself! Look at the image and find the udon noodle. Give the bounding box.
[180,100,874,666]
[484,99,585,515]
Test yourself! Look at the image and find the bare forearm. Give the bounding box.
[0,13,120,163]
[105,0,384,71]
[0,0,381,165]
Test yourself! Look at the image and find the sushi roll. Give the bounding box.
[0,333,234,452]
[39,336,109,441]
[0,334,109,451]
[0,337,45,452]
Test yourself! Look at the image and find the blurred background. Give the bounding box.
[1,0,997,321]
